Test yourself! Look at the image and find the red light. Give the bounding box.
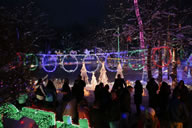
[29,123,33,128]
[126,36,132,42]
[20,121,24,124]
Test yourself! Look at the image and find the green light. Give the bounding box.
[0,103,89,128]
[63,115,72,125]
[128,49,147,70]
[79,118,89,128]
[24,53,38,71]
[17,93,28,104]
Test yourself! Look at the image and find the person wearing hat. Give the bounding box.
[34,79,47,106]
[137,107,160,128]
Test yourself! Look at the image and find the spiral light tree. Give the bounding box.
[134,0,145,70]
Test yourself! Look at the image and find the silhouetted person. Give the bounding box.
[45,80,57,103]
[173,80,189,103]
[108,91,121,128]
[168,91,189,128]
[134,80,143,115]
[102,84,111,110]
[119,87,131,128]
[90,101,108,128]
[34,79,46,106]
[158,81,171,117]
[72,75,86,102]
[94,83,104,103]
[61,78,71,102]
[146,78,158,109]
[112,74,126,91]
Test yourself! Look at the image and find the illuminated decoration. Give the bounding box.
[126,36,132,42]
[134,0,144,49]
[14,47,173,73]
[91,72,97,89]
[134,0,145,66]
[186,53,192,66]
[0,103,89,128]
[62,55,78,73]
[21,107,56,128]
[17,93,28,104]
[115,62,124,78]
[70,50,77,55]
[63,115,72,125]
[98,62,108,85]
[81,62,89,84]
[79,118,89,128]
[83,54,100,73]
[105,52,124,72]
[186,54,192,78]
[84,49,90,55]
[151,46,172,68]
[42,55,57,72]
[24,53,39,71]
[128,49,147,70]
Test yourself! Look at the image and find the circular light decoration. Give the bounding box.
[83,54,100,73]
[42,55,57,72]
[24,53,39,71]
[151,46,172,68]
[128,49,147,71]
[105,52,124,72]
[62,55,78,73]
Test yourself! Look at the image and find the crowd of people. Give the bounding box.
[30,74,192,128]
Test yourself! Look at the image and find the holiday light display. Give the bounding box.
[83,54,100,73]
[115,62,124,78]
[81,62,89,84]
[24,53,38,71]
[14,47,173,73]
[0,103,89,128]
[151,46,172,68]
[99,62,108,85]
[134,0,145,66]
[62,55,78,73]
[128,49,147,70]
[91,72,97,89]
[105,52,124,72]
[42,55,57,72]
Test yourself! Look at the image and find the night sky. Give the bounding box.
[1,0,191,32]
[38,0,106,33]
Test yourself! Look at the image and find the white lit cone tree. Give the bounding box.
[91,72,97,90]
[115,62,124,79]
[81,62,89,84]
[99,62,108,86]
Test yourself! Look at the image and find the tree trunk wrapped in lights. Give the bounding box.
[158,40,163,86]
[172,48,177,88]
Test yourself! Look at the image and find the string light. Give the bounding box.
[128,49,147,70]
[61,55,78,73]
[42,55,57,72]
[24,53,39,71]
[151,46,172,68]
[105,52,123,72]
[83,54,100,73]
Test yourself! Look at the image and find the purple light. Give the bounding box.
[42,55,57,73]
[105,52,124,72]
